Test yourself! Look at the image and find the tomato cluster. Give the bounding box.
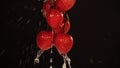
[36,0,76,55]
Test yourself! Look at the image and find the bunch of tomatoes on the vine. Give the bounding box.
[34,0,76,67]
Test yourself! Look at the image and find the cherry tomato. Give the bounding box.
[36,31,53,50]
[56,0,76,12]
[54,33,74,54]
[46,9,63,29]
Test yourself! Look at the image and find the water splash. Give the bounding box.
[34,50,44,63]
[62,54,71,68]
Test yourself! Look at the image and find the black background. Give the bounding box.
[0,0,120,68]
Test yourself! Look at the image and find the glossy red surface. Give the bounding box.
[46,9,63,29]
[54,33,73,54]
[36,31,53,50]
[56,0,76,12]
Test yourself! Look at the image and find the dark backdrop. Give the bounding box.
[0,0,119,68]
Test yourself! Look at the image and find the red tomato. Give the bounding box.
[54,33,74,54]
[36,31,54,50]
[46,9,63,29]
[53,19,70,34]
[56,0,76,12]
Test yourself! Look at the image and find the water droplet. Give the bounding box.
[18,59,22,66]
[17,17,23,22]
[26,19,30,24]
[89,58,94,64]
[104,38,106,41]
[34,58,39,63]
[39,21,42,27]
[98,60,102,63]
[0,49,6,57]
[43,0,47,2]
[24,5,28,9]
[50,58,53,63]
[50,65,53,68]
[33,7,36,11]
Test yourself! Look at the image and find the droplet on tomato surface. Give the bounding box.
[52,19,70,34]
[63,19,70,33]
